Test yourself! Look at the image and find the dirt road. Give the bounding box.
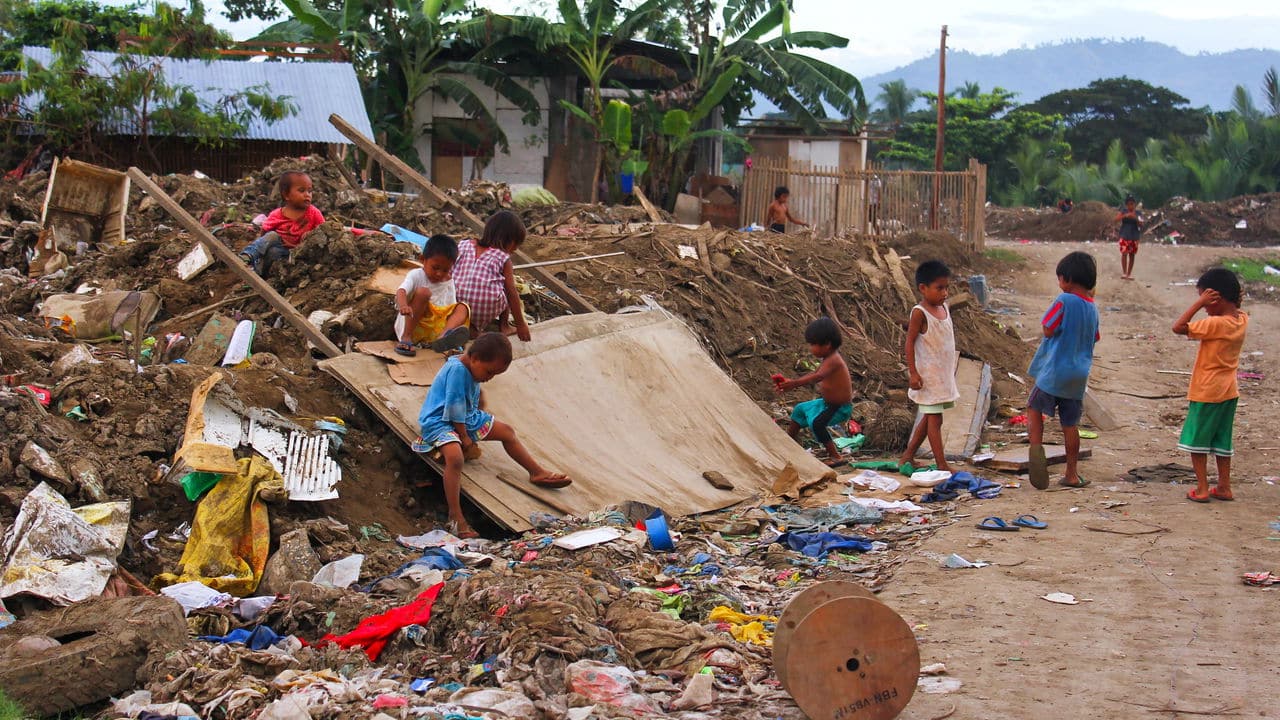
[889,240,1280,720]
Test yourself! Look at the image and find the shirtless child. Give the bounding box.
[775,317,854,466]
[765,186,809,233]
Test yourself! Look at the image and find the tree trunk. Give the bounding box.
[590,144,603,204]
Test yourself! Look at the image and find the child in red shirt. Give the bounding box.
[240,171,325,276]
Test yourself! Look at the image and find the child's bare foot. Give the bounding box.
[530,470,572,488]
[935,462,954,473]
[1209,485,1234,501]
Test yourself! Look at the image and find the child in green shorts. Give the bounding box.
[1172,268,1248,502]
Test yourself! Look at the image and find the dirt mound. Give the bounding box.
[883,230,975,272]
[987,201,1115,243]
[1158,193,1280,246]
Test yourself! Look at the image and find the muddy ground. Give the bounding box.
[890,239,1280,719]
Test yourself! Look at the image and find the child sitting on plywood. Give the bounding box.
[393,233,470,356]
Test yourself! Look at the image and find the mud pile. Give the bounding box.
[986,201,1116,243]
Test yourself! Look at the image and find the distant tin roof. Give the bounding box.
[21,46,373,143]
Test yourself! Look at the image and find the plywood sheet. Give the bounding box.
[387,355,449,386]
[978,444,1093,472]
[913,358,991,461]
[321,312,835,531]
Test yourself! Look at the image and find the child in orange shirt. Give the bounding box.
[1172,268,1248,502]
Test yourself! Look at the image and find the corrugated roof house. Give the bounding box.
[20,46,374,180]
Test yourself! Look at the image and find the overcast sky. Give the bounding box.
[198,0,1280,75]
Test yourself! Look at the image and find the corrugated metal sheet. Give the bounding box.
[21,46,373,143]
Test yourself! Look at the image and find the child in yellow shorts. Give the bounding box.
[394,234,470,356]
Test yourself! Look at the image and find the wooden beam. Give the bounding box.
[633,186,663,223]
[126,168,345,359]
[327,114,599,314]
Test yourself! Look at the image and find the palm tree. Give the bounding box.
[876,79,917,130]
[956,81,981,99]
[1231,84,1261,121]
[1263,67,1280,118]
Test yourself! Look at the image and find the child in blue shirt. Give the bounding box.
[1027,251,1100,490]
[415,333,571,538]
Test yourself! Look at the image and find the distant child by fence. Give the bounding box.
[765,186,809,234]
[239,171,324,276]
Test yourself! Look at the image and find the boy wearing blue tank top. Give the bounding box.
[1027,251,1100,490]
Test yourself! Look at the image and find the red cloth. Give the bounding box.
[261,205,325,248]
[316,582,443,660]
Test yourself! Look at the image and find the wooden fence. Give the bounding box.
[741,157,987,249]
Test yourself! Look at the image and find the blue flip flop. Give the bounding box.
[1012,514,1048,529]
[977,516,1019,531]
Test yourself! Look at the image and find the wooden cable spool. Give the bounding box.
[774,582,919,720]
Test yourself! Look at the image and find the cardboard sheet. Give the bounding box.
[321,311,835,531]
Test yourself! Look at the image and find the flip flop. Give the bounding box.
[1208,486,1234,501]
[977,516,1020,531]
[1028,445,1049,490]
[1078,430,1099,439]
[447,520,480,540]
[822,457,849,468]
[430,326,471,352]
[394,340,417,357]
[1058,477,1090,488]
[1012,514,1047,529]
[530,474,573,489]
[1186,488,1210,503]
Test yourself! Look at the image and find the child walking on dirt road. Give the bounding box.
[898,260,959,473]
[239,171,325,276]
[393,234,470,357]
[454,211,532,342]
[765,186,809,233]
[414,333,571,538]
[1173,268,1248,503]
[1115,195,1142,280]
[775,317,854,466]
[1027,251,1099,490]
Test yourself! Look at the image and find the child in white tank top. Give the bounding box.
[899,260,960,472]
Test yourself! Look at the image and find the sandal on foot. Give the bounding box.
[430,326,471,353]
[447,521,479,539]
[1186,488,1211,503]
[1058,476,1090,488]
[1209,486,1234,501]
[977,516,1020,532]
[394,340,417,357]
[1029,445,1049,490]
[531,473,572,489]
[822,456,848,468]
[1012,514,1047,529]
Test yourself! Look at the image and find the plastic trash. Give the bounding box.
[918,676,963,694]
[1264,265,1280,276]
[942,553,989,569]
[312,554,364,589]
[160,581,233,615]
[564,661,656,714]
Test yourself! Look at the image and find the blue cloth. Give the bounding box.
[775,531,875,558]
[417,357,493,446]
[200,625,284,651]
[921,471,1002,503]
[1028,292,1099,400]
[362,548,464,591]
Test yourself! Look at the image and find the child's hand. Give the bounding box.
[516,321,531,342]
[398,303,412,316]
[1199,288,1222,307]
[909,370,923,390]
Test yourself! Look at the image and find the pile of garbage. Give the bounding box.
[0,155,1029,718]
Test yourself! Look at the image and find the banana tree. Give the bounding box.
[459,0,675,202]
[258,0,541,169]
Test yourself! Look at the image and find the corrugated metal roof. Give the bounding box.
[21,46,373,143]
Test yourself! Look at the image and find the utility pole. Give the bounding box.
[931,24,947,230]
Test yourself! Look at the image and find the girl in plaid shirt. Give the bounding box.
[454,211,532,341]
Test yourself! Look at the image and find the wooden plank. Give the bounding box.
[978,444,1093,472]
[913,358,990,460]
[327,114,598,315]
[1083,387,1122,431]
[126,168,344,358]
[632,186,663,223]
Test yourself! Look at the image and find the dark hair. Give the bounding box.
[277,171,309,198]
[804,317,842,350]
[774,186,790,199]
[1056,251,1097,290]
[468,332,513,364]
[1124,195,1136,204]
[1198,267,1242,306]
[915,259,952,287]
[423,234,458,262]
[480,210,527,250]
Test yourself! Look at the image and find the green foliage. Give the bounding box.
[1222,257,1280,286]
[0,689,25,720]
[1,5,295,163]
[0,0,142,69]
[1022,77,1208,166]
[873,79,917,129]
[983,247,1024,264]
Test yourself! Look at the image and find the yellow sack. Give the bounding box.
[707,605,778,646]
[153,456,283,596]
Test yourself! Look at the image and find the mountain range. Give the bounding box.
[858,38,1280,111]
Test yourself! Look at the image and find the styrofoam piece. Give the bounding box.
[176,242,215,280]
[552,526,623,550]
[221,319,256,366]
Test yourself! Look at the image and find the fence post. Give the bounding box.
[975,161,987,251]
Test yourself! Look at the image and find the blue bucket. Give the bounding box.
[643,511,675,550]
[619,173,635,195]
